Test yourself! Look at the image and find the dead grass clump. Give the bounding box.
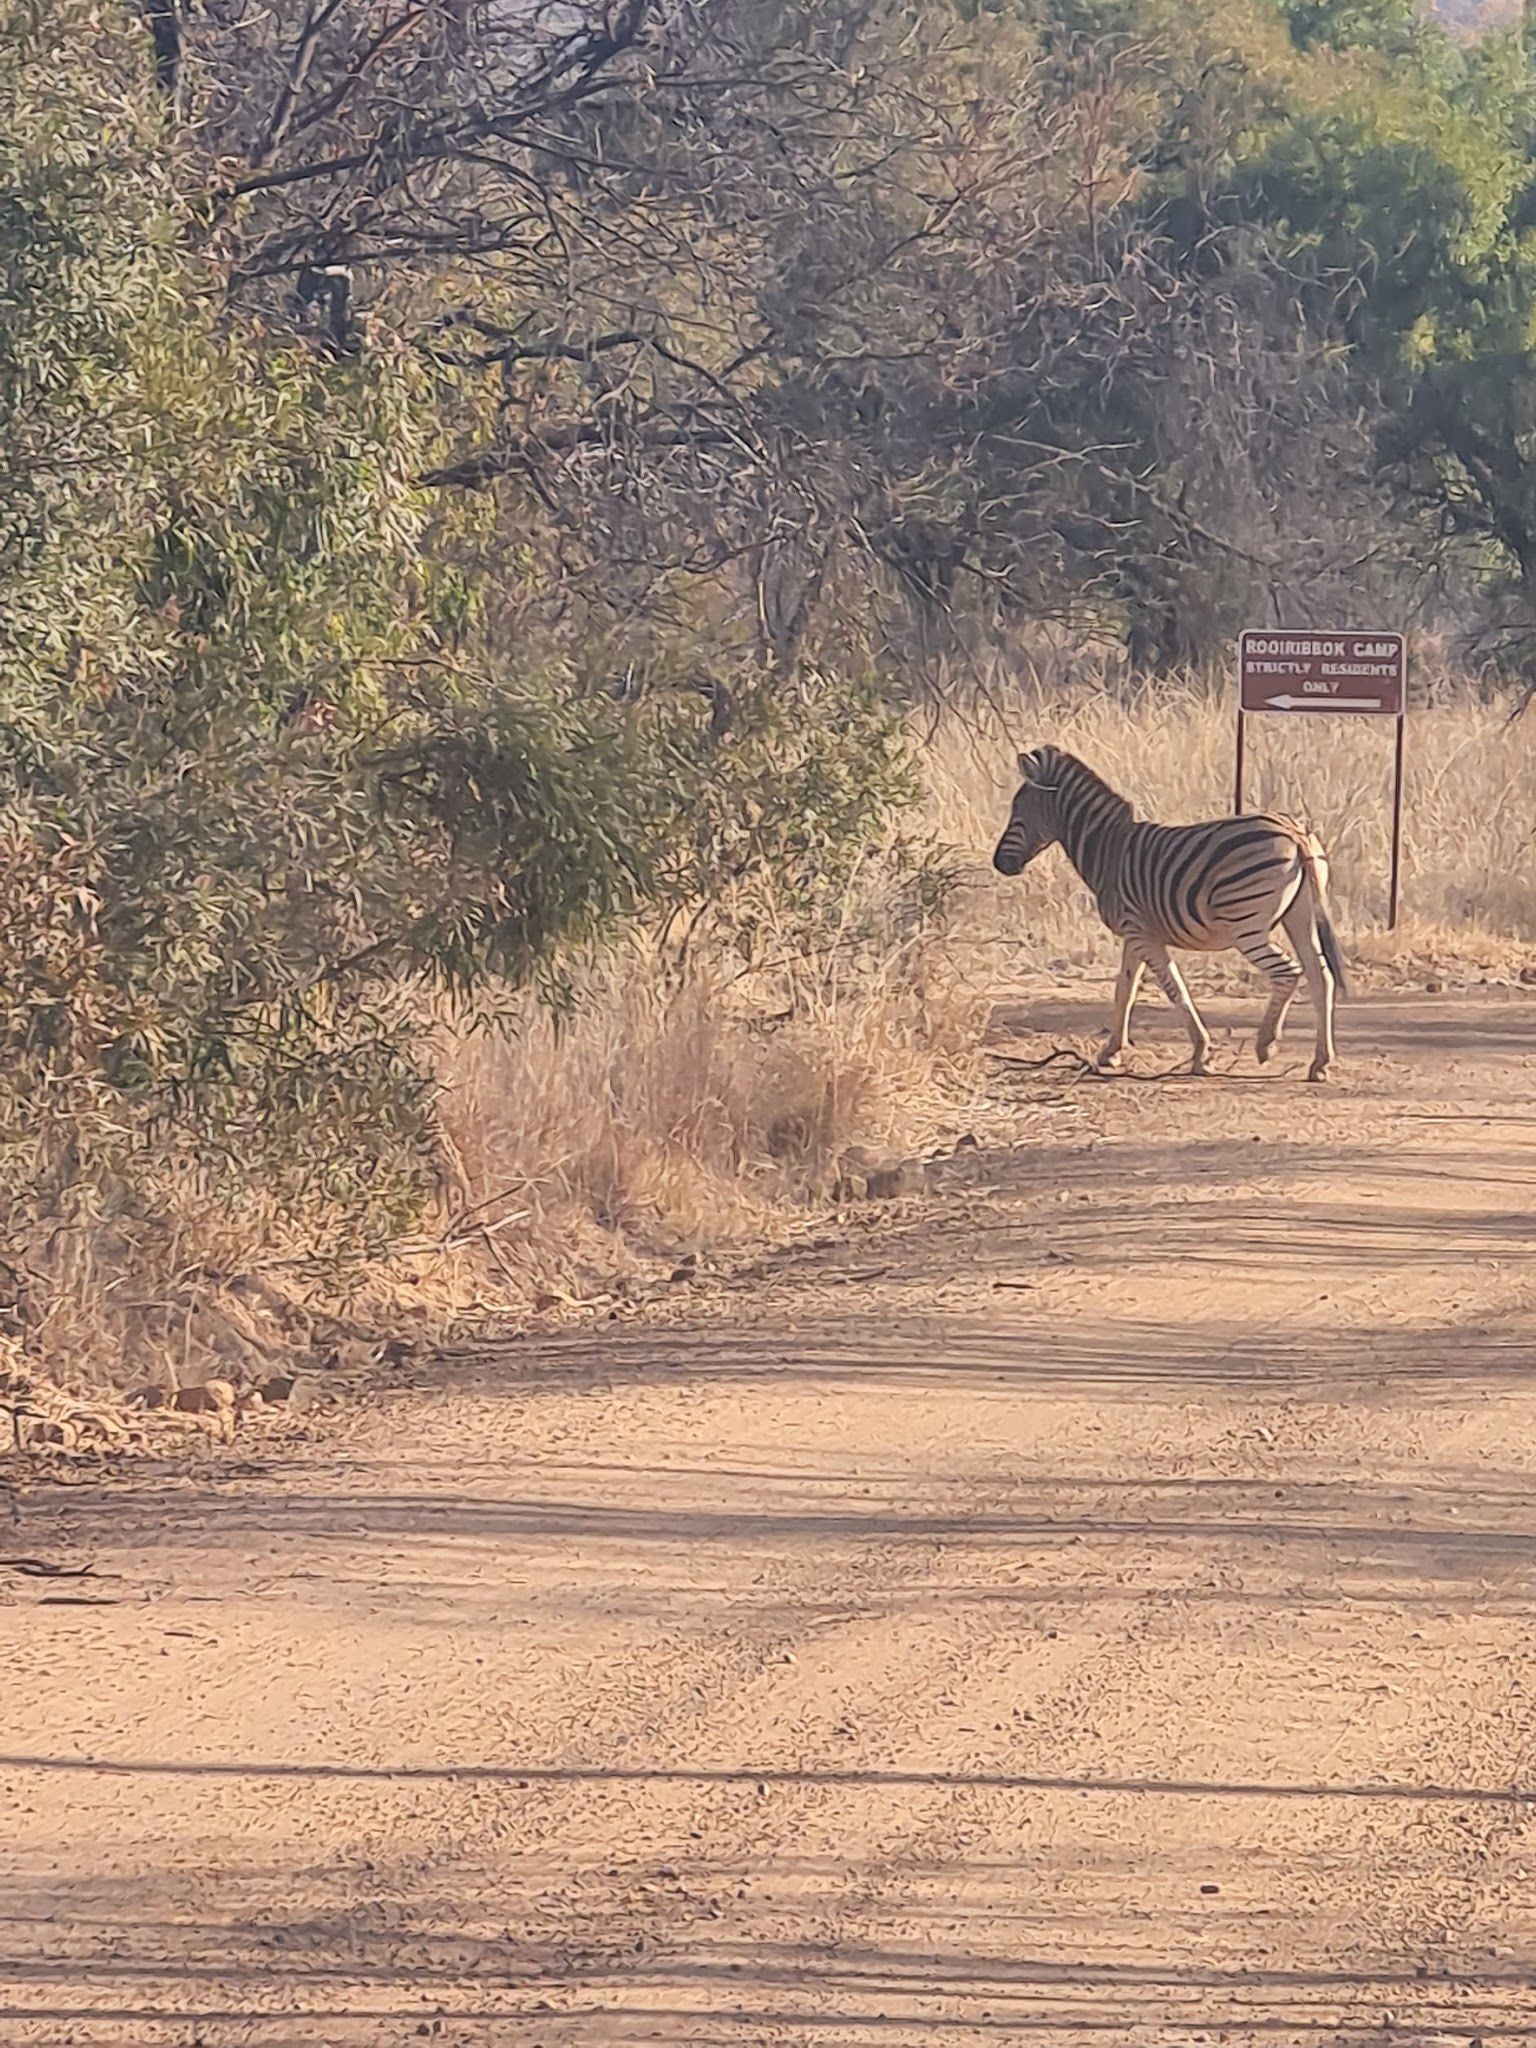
[0,1158,424,1416]
[0,917,984,1404]
[435,944,985,1297]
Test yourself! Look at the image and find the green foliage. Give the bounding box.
[1282,0,1422,54]
[0,0,951,1271]
[1227,17,1536,611]
[0,0,718,1247]
[647,669,926,970]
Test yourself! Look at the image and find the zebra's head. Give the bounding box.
[992,747,1064,876]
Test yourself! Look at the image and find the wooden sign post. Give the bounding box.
[1235,630,1408,929]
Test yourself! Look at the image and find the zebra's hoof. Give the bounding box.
[1190,1055,1211,1078]
[1256,1039,1277,1064]
[1307,1060,1332,1083]
[1095,1048,1125,1073]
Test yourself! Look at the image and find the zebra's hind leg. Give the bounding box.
[1140,942,1212,1076]
[1279,896,1337,1082]
[1238,930,1304,1067]
[1096,939,1146,1071]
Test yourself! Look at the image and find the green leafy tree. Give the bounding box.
[0,0,665,1239]
[1227,19,1536,658]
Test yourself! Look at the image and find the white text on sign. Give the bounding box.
[1238,630,1405,717]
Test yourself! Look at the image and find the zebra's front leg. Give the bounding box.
[1141,942,1213,1076]
[1240,933,1304,1065]
[1096,939,1146,1072]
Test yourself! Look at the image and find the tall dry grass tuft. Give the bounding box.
[436,937,985,1294]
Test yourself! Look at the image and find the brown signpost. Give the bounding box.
[1234,630,1408,928]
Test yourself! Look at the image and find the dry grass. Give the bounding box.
[0,1170,391,1427]
[435,939,986,1297]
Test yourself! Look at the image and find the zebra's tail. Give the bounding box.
[1298,832,1349,1000]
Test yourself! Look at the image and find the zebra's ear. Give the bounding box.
[1017,748,1041,781]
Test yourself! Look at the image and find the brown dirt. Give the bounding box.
[4,984,1536,2048]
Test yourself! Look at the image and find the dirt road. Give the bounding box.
[4,986,1536,2048]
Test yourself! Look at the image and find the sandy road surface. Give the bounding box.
[4,985,1536,2048]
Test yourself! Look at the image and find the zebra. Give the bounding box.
[992,746,1348,1081]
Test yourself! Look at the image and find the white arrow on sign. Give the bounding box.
[1263,693,1385,710]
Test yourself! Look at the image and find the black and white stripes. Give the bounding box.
[993,746,1347,1081]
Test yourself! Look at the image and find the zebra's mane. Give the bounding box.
[1025,746,1136,825]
